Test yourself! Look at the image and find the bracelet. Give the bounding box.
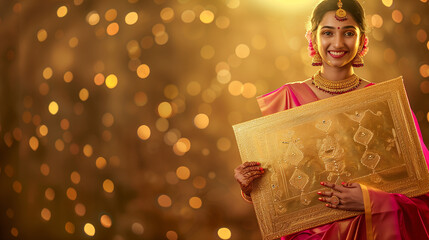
[241,190,253,203]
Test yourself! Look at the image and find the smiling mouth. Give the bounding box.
[328,51,347,58]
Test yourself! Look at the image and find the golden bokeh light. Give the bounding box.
[55,139,65,151]
[235,44,250,59]
[12,180,22,193]
[200,10,214,24]
[412,13,421,25]
[74,203,86,216]
[158,102,173,118]
[134,91,148,106]
[84,223,96,236]
[29,136,39,151]
[64,71,73,83]
[103,179,115,193]
[41,208,51,221]
[156,118,169,132]
[176,166,190,180]
[137,64,150,79]
[155,32,169,45]
[43,67,53,79]
[96,157,107,169]
[57,6,68,18]
[125,12,138,25]
[164,84,179,99]
[181,10,195,23]
[100,215,112,228]
[105,9,117,21]
[382,0,393,7]
[107,22,119,36]
[216,16,230,29]
[83,144,93,157]
[194,113,209,129]
[12,128,22,141]
[392,10,403,23]
[217,137,231,151]
[187,81,201,96]
[226,0,240,9]
[160,7,175,22]
[420,64,429,78]
[417,29,427,43]
[11,227,18,237]
[65,222,75,234]
[137,125,151,140]
[193,176,207,189]
[37,29,47,42]
[102,113,114,127]
[158,194,172,207]
[70,171,81,184]
[66,187,77,200]
[228,81,243,96]
[420,81,429,94]
[242,82,257,98]
[94,73,105,85]
[79,88,89,101]
[371,14,384,28]
[189,196,202,209]
[200,45,215,60]
[38,124,48,136]
[45,188,55,201]
[40,163,50,176]
[218,227,232,239]
[131,222,144,235]
[69,37,79,48]
[39,82,50,95]
[48,101,59,115]
[166,230,178,240]
[87,11,100,25]
[105,74,118,88]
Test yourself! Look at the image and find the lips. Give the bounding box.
[328,51,347,58]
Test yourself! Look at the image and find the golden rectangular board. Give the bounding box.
[233,77,429,239]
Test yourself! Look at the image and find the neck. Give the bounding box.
[320,64,354,81]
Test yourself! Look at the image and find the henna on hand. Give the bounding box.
[234,161,265,196]
[317,182,364,211]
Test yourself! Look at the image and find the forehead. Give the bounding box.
[318,11,359,29]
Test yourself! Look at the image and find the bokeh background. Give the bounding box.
[0,0,428,239]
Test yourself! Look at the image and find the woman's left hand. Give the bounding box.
[317,182,364,211]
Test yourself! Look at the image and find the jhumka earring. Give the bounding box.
[335,0,347,21]
[312,50,323,66]
[352,37,369,67]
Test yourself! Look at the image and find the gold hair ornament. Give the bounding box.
[335,0,348,21]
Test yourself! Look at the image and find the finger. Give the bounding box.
[321,182,343,193]
[341,182,357,188]
[243,166,264,174]
[317,191,333,197]
[247,173,263,183]
[243,162,261,168]
[325,203,338,209]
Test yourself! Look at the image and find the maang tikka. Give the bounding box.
[335,0,347,21]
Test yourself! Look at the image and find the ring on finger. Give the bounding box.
[331,195,340,205]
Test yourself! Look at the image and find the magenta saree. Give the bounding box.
[256,82,429,240]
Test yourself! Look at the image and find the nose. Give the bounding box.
[333,34,345,49]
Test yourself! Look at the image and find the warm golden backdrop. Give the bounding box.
[0,0,428,239]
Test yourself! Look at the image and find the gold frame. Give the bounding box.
[233,77,429,239]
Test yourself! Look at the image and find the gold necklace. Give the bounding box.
[312,71,361,95]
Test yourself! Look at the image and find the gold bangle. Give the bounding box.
[241,190,253,203]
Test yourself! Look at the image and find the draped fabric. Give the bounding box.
[256,82,429,240]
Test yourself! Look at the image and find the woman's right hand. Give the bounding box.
[234,161,265,196]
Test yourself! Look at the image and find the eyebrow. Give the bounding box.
[321,26,357,30]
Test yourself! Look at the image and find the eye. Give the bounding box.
[321,31,333,36]
[344,31,356,37]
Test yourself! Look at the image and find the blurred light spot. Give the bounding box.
[103,179,114,193]
[275,56,290,71]
[100,215,112,228]
[48,101,59,115]
[41,208,51,221]
[105,9,117,21]
[189,197,202,209]
[158,102,173,118]
[74,203,86,216]
[39,82,50,95]
[131,222,144,235]
[411,14,421,25]
[64,71,73,83]
[43,67,53,79]
[420,81,429,94]
[164,85,179,99]
[392,10,403,23]
[427,112,429,122]
[187,81,201,96]
[228,81,243,96]
[174,138,191,155]
[6,208,14,219]
[94,73,105,85]
[4,165,14,177]
[137,64,150,78]
[71,171,81,184]
[87,11,100,26]
[29,136,39,151]
[181,10,195,23]
[69,37,79,48]
[13,3,22,13]
[102,113,114,127]
[226,0,240,8]
[420,64,429,78]
[103,130,112,142]
[65,222,75,234]
[164,129,181,146]
[152,23,165,36]
[156,118,169,132]
[96,157,107,169]
[235,44,250,58]
[176,166,190,180]
[417,29,427,43]
[60,119,70,130]
[242,83,257,98]
[216,16,230,29]
[33,114,42,125]
[216,61,230,73]
[57,6,68,18]
[84,223,95,236]
[105,74,118,88]
[216,69,231,84]
[83,144,93,157]
[194,113,209,129]
[161,7,175,22]
[137,125,151,140]
[12,128,22,141]
[79,88,89,101]
[382,0,393,7]
[66,187,77,200]
[193,176,207,189]
[251,35,266,50]
[217,137,231,151]
[125,12,138,25]
[55,139,65,151]
[371,15,383,28]
[40,163,50,176]
[158,194,172,207]
[107,22,119,36]
[155,32,169,45]
[218,228,232,239]
[45,188,55,201]
[12,181,22,193]
[11,227,18,237]
[166,230,178,240]
[134,92,148,106]
[200,10,214,24]
[201,45,215,59]
[37,29,48,42]
[165,171,179,185]
[74,0,83,5]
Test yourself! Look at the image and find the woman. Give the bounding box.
[234,0,429,239]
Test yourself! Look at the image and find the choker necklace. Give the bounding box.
[312,71,361,95]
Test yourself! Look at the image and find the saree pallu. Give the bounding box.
[256,82,429,240]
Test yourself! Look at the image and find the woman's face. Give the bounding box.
[315,11,363,68]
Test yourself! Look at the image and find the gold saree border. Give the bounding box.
[360,184,374,240]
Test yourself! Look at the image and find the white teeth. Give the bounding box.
[329,51,345,56]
